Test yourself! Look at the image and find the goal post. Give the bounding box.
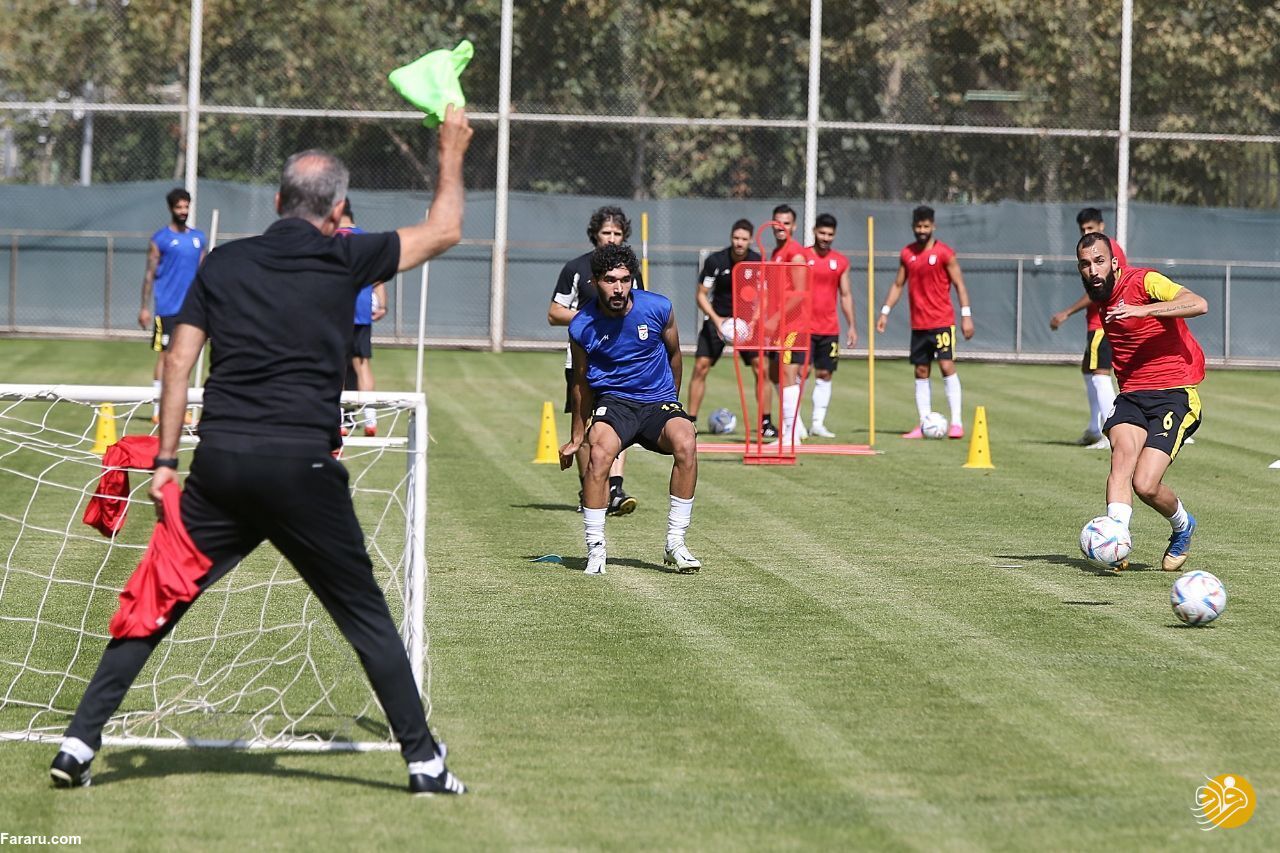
[0,383,429,752]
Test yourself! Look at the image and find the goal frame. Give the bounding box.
[0,383,428,752]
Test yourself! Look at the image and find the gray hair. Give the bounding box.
[278,149,349,221]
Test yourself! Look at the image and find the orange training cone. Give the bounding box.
[532,401,560,464]
[962,405,994,469]
[91,403,118,455]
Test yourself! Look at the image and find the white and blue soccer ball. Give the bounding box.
[708,407,737,435]
[1171,570,1227,626]
[1079,515,1132,569]
[920,411,948,440]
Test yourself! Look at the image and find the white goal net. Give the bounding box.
[0,384,427,752]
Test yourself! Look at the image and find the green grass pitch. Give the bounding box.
[1,338,1278,849]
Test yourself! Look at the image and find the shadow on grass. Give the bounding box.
[994,552,1159,576]
[94,747,403,792]
[527,555,686,575]
[511,502,578,512]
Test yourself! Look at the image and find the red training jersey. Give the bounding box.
[899,239,957,330]
[803,246,851,335]
[1085,238,1127,331]
[1100,266,1205,392]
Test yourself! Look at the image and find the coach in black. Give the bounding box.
[51,107,473,797]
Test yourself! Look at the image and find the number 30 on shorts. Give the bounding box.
[934,330,952,350]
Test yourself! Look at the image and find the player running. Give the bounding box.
[1076,231,1207,571]
[875,205,974,438]
[559,243,700,576]
[801,213,856,437]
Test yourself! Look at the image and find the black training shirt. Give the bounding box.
[698,246,761,316]
[176,218,400,454]
[551,250,645,313]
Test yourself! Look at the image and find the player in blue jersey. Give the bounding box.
[560,243,701,575]
[138,188,206,422]
[336,200,388,436]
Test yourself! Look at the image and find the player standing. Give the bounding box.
[768,204,810,446]
[138,188,205,423]
[51,107,473,796]
[548,207,642,515]
[1076,232,1206,571]
[336,199,388,436]
[686,219,766,432]
[1049,208,1125,449]
[802,213,856,438]
[559,243,700,576]
[874,205,974,438]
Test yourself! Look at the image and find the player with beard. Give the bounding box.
[767,204,810,446]
[875,205,974,438]
[1076,231,1208,571]
[686,219,764,430]
[801,213,856,438]
[549,207,643,515]
[139,188,206,423]
[559,244,700,576]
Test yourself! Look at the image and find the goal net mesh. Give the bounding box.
[0,385,427,751]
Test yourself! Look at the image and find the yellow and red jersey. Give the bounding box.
[803,246,850,336]
[1101,266,1205,392]
[899,239,957,330]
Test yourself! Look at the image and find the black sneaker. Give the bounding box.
[50,751,92,788]
[409,767,466,796]
[761,421,779,440]
[607,487,637,517]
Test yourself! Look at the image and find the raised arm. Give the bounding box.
[395,105,474,272]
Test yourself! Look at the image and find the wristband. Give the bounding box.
[152,457,179,470]
[960,306,972,318]
[880,305,892,316]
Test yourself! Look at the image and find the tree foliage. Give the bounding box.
[3,0,1278,206]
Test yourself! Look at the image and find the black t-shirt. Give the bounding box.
[176,218,400,454]
[699,246,762,316]
[551,250,645,313]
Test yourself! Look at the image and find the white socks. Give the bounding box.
[583,506,606,550]
[914,378,931,420]
[1167,499,1190,532]
[1107,502,1133,527]
[152,379,162,416]
[811,378,833,426]
[60,737,94,764]
[667,495,694,551]
[943,373,962,425]
[1090,374,1116,436]
[408,754,445,777]
[781,384,801,441]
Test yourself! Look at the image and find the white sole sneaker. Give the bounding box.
[809,423,836,438]
[663,544,701,573]
[1085,436,1110,450]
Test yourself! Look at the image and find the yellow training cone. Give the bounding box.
[962,405,995,469]
[91,403,118,455]
[532,401,561,464]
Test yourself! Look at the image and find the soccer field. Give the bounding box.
[1,338,1278,849]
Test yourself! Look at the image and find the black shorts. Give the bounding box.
[695,319,757,366]
[811,335,840,373]
[909,326,956,365]
[1103,387,1202,459]
[349,324,373,360]
[588,394,692,454]
[776,330,810,367]
[1082,328,1112,372]
[151,315,178,352]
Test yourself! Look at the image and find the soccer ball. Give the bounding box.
[1079,515,1132,569]
[1171,570,1227,626]
[920,412,948,439]
[708,407,737,435]
[719,317,751,344]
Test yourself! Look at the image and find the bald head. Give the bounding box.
[277,149,349,223]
